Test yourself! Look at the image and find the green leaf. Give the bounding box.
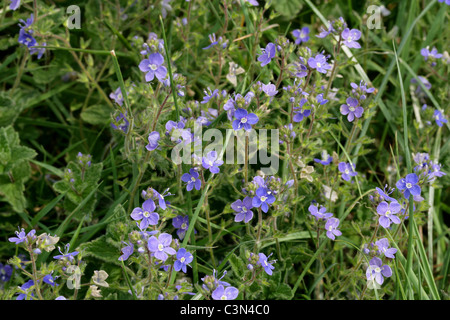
[80,104,112,125]
[272,0,303,20]
[78,235,121,266]
[0,93,20,127]
[0,126,36,212]
[228,252,246,279]
[0,182,27,213]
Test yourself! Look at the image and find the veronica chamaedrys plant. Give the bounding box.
[231,197,254,223]
[147,233,176,262]
[139,52,167,82]
[181,168,201,191]
[258,43,276,67]
[376,201,402,229]
[174,248,193,273]
[130,199,160,230]
[338,162,358,181]
[366,257,392,286]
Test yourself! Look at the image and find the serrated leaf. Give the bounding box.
[0,126,36,212]
[269,282,293,300]
[0,181,27,213]
[78,235,121,265]
[228,252,245,278]
[0,92,19,127]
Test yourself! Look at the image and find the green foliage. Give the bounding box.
[0,126,37,212]
[53,161,103,222]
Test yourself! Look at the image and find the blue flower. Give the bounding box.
[109,87,124,106]
[341,28,362,49]
[314,150,332,165]
[43,272,59,287]
[420,46,443,63]
[18,28,37,49]
[211,285,239,300]
[142,187,172,210]
[201,87,219,104]
[308,203,333,220]
[203,33,219,49]
[9,228,36,245]
[377,201,402,228]
[366,257,392,285]
[9,0,21,10]
[338,162,358,181]
[231,197,254,223]
[147,233,176,262]
[172,215,189,240]
[138,53,167,82]
[257,43,276,67]
[252,187,276,213]
[131,199,160,230]
[433,109,447,127]
[202,151,223,174]
[374,238,397,259]
[293,98,311,122]
[53,244,79,262]
[308,53,332,74]
[375,185,397,202]
[396,173,421,199]
[16,280,34,300]
[258,253,275,275]
[232,108,259,131]
[316,21,334,38]
[146,131,160,151]
[325,218,342,240]
[202,33,227,50]
[174,248,193,273]
[292,27,310,45]
[261,82,278,97]
[0,263,13,283]
[350,80,375,100]
[181,168,201,191]
[427,161,446,181]
[119,241,134,261]
[111,113,129,133]
[201,269,230,293]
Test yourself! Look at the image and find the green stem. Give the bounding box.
[159,16,179,120]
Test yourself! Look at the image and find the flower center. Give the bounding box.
[242,207,247,212]
[406,183,412,189]
[191,177,196,182]
[241,117,248,123]
[149,64,157,71]
[181,223,187,229]
[143,211,150,218]
[158,244,164,251]
[345,169,349,174]
[316,62,322,68]
[385,210,391,217]
[349,106,355,112]
[180,257,185,263]
[260,196,267,202]
[209,160,213,166]
[221,295,227,300]
[374,267,381,273]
